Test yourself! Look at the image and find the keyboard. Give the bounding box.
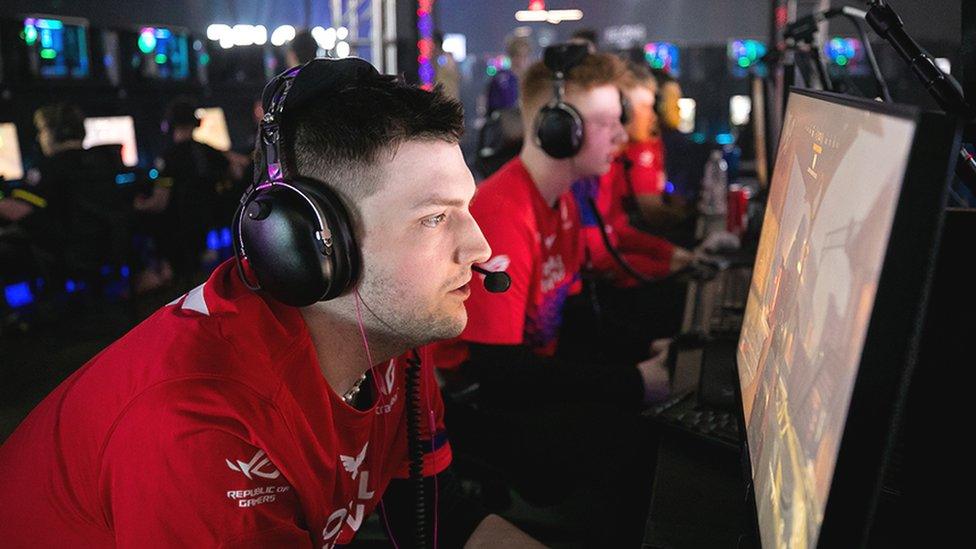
[644,392,741,451]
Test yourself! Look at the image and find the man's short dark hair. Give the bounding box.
[570,28,599,50]
[164,96,200,130]
[256,70,463,208]
[34,103,86,143]
[290,30,320,65]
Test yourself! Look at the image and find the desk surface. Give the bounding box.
[643,425,754,549]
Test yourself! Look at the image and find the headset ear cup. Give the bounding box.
[290,176,360,300]
[534,102,584,159]
[236,177,359,306]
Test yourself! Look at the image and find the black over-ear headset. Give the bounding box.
[533,44,631,159]
[234,59,376,307]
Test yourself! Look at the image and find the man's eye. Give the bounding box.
[421,213,447,228]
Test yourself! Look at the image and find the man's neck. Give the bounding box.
[299,304,405,400]
[519,144,579,206]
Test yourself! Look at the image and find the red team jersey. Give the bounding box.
[574,140,676,287]
[432,158,582,369]
[0,260,450,548]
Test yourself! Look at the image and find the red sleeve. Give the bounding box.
[614,223,675,260]
[100,387,313,548]
[393,350,452,478]
[626,141,666,195]
[459,194,534,346]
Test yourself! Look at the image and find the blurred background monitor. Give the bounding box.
[0,123,25,182]
[730,94,752,127]
[83,116,138,167]
[129,26,190,81]
[21,16,90,79]
[677,97,696,134]
[644,41,680,77]
[192,107,231,152]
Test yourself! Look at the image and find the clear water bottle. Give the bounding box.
[697,149,729,238]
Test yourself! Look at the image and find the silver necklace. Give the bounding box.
[341,373,368,403]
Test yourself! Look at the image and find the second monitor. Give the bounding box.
[83,116,138,167]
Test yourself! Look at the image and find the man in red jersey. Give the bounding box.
[567,62,698,367]
[575,61,695,287]
[0,59,541,548]
[432,53,669,403]
[430,50,669,547]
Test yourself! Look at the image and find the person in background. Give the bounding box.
[433,30,461,102]
[569,27,599,53]
[134,98,245,291]
[286,29,320,67]
[574,61,695,286]
[485,33,532,115]
[432,50,667,547]
[565,62,699,368]
[1,103,127,293]
[476,34,534,178]
[652,68,711,219]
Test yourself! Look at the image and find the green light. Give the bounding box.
[651,59,664,69]
[155,53,168,64]
[138,31,157,54]
[36,19,63,30]
[23,25,38,45]
[199,53,210,66]
[486,65,497,76]
[836,55,848,66]
[40,48,57,59]
[738,57,751,68]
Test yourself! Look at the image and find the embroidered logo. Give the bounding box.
[225,449,281,480]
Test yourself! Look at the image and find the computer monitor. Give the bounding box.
[83,116,138,167]
[677,98,696,134]
[192,107,231,152]
[736,89,959,548]
[22,16,90,79]
[730,95,752,127]
[0,123,24,182]
[643,41,679,77]
[132,26,190,80]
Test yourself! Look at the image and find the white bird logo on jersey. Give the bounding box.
[340,443,369,480]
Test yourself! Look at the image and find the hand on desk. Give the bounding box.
[637,338,673,404]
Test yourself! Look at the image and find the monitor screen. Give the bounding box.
[643,41,679,77]
[0,123,25,181]
[192,107,232,152]
[730,95,752,127]
[83,116,138,167]
[728,39,767,78]
[22,17,90,79]
[736,91,917,549]
[133,26,190,80]
[677,98,696,134]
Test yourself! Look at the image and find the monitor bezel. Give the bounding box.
[20,14,92,80]
[735,87,962,548]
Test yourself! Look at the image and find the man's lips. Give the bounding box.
[450,282,471,297]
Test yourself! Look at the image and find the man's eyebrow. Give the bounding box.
[411,195,470,210]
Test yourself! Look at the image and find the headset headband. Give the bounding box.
[253,58,382,188]
[255,66,301,186]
